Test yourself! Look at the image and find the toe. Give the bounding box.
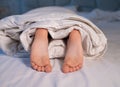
[75,64,82,70]
[31,62,38,70]
[37,66,42,71]
[31,62,35,66]
[41,66,45,72]
[73,67,77,71]
[78,64,82,69]
[45,64,52,73]
[76,65,80,70]
[70,67,78,72]
[69,67,73,72]
[33,64,38,70]
[62,64,69,73]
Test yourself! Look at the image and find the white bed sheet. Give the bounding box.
[0,11,120,87]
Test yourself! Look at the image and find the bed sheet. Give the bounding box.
[0,12,120,87]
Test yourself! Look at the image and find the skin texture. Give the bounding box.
[30,28,83,73]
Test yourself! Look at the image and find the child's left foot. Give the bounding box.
[62,30,83,73]
[30,29,52,73]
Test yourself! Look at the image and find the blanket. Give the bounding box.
[0,6,107,59]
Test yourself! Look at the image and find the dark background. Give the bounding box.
[0,0,120,19]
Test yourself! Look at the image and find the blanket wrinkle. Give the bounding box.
[0,7,107,59]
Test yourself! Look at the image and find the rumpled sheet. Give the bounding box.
[80,9,120,23]
[0,7,107,59]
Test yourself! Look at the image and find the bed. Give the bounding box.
[0,0,120,87]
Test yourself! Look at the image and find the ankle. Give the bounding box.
[70,29,80,35]
[35,28,48,37]
[69,29,81,39]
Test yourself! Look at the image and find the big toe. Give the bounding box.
[62,64,70,73]
[31,62,38,70]
[45,64,52,73]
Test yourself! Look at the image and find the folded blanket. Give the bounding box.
[0,6,107,59]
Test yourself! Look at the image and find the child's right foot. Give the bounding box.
[62,29,83,73]
[30,28,52,73]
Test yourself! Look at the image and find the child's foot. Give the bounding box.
[30,28,52,72]
[62,29,83,73]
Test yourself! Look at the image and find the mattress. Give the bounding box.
[0,9,120,87]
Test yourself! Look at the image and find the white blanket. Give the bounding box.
[0,7,107,59]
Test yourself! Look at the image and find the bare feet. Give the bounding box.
[30,28,52,72]
[62,29,83,73]
[30,28,83,73]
